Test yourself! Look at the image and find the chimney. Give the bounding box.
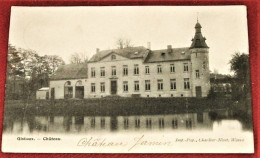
[147,42,151,50]
[167,45,172,53]
[96,48,100,53]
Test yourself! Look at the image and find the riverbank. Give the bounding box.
[4,97,234,116]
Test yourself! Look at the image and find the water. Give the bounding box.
[3,110,249,134]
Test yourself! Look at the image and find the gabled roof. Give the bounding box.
[144,47,191,63]
[89,46,148,62]
[50,64,88,80]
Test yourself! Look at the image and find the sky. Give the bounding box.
[9,6,248,74]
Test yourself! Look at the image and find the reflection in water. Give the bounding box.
[3,110,246,134]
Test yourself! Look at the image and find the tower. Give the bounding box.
[190,20,210,97]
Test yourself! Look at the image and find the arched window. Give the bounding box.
[64,81,73,99]
[75,80,84,99]
[75,80,83,86]
[64,81,71,86]
[111,55,116,60]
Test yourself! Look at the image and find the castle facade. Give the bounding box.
[49,21,210,99]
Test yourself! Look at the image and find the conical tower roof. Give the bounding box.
[190,21,209,49]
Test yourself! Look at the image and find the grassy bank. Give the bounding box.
[4,97,234,116]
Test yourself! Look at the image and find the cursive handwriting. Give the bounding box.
[77,137,127,147]
[128,135,173,151]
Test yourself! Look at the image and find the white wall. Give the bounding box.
[87,53,193,98]
[49,79,87,99]
[50,49,211,99]
[190,48,211,97]
[36,90,48,99]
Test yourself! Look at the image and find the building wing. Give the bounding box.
[50,64,88,80]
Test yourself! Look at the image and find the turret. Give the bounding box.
[190,20,210,97]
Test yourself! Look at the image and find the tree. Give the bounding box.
[230,53,250,82]
[6,44,65,100]
[116,38,124,49]
[70,52,88,64]
[115,38,133,49]
[229,52,251,101]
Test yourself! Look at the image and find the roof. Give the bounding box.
[89,46,148,62]
[190,22,209,49]
[195,22,202,28]
[50,64,88,80]
[144,47,191,63]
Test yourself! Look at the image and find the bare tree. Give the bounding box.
[70,52,89,64]
[124,39,133,48]
[115,38,133,49]
[116,38,124,49]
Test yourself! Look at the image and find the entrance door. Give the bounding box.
[111,81,117,95]
[46,92,49,100]
[51,88,55,99]
[75,86,84,99]
[196,86,202,97]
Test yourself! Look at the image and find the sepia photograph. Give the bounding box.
[2,6,254,153]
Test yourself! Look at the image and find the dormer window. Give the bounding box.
[111,55,116,60]
[161,52,166,56]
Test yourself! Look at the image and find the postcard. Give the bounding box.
[2,6,254,153]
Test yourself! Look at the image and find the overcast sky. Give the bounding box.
[9,6,248,74]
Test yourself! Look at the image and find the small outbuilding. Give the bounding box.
[36,87,50,100]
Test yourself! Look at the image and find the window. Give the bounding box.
[112,66,116,76]
[134,64,139,75]
[100,82,105,93]
[75,80,84,99]
[145,66,150,74]
[75,116,84,125]
[145,80,151,91]
[146,118,152,129]
[159,118,164,129]
[91,83,95,93]
[101,118,105,129]
[170,79,176,90]
[91,67,95,77]
[197,112,203,123]
[123,65,128,76]
[196,70,200,78]
[157,65,162,73]
[135,118,140,128]
[172,119,178,129]
[100,67,105,77]
[186,118,192,129]
[64,81,73,99]
[157,79,163,90]
[76,80,83,86]
[123,81,128,92]
[134,81,139,91]
[91,118,95,128]
[203,61,206,69]
[65,81,71,86]
[124,118,129,129]
[111,55,116,60]
[170,64,175,73]
[184,78,190,90]
[183,63,189,72]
